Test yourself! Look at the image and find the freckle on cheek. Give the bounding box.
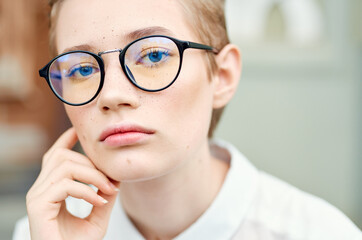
[127,159,131,165]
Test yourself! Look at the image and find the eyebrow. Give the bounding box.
[62,44,93,53]
[61,26,175,54]
[125,26,174,41]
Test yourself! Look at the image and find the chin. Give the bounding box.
[105,169,169,183]
[96,158,161,182]
[99,156,182,184]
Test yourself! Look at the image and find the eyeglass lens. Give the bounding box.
[49,52,101,104]
[48,36,180,105]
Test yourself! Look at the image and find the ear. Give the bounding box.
[212,44,242,109]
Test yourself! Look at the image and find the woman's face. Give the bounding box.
[56,0,216,182]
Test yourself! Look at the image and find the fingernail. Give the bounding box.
[98,195,108,204]
[108,182,119,192]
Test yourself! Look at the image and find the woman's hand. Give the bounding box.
[26,128,120,240]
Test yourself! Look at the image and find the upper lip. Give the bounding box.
[99,123,155,142]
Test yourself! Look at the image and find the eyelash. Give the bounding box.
[66,63,99,79]
[136,48,171,66]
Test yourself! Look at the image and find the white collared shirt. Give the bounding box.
[13,140,362,240]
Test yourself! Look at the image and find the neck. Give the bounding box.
[119,141,229,240]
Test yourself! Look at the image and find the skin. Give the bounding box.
[26,0,241,239]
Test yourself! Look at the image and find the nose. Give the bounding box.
[96,55,141,112]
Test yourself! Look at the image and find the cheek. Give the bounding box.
[65,105,97,153]
[159,54,214,141]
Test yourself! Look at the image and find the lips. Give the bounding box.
[99,124,155,147]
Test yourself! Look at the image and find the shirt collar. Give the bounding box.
[104,140,259,240]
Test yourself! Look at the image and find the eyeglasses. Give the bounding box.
[39,35,218,106]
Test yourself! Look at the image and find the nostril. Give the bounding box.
[100,100,136,112]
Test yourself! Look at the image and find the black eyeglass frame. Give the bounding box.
[39,35,219,106]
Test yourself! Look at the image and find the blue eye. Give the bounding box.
[148,51,165,63]
[136,48,170,67]
[66,65,99,78]
[78,66,93,76]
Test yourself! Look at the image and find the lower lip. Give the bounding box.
[102,132,152,147]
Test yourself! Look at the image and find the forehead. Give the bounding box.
[55,0,195,53]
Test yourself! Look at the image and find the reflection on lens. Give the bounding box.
[126,65,136,82]
[48,52,101,104]
[125,37,180,90]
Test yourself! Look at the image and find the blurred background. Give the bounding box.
[0,0,361,239]
[0,1,71,239]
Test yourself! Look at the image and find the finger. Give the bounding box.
[27,179,106,223]
[46,179,109,207]
[37,148,95,184]
[86,181,120,228]
[43,127,78,165]
[34,161,118,198]
[52,127,78,150]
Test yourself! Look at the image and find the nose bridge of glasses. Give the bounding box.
[98,48,123,56]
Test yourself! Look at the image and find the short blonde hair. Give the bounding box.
[48,0,229,138]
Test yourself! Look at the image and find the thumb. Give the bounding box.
[86,181,120,230]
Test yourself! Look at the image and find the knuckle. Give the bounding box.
[52,148,65,157]
[43,149,51,160]
[26,186,37,201]
[83,188,97,203]
[89,170,107,185]
[78,189,90,200]
[60,178,71,186]
[42,152,50,166]
[42,148,64,166]
[26,198,35,209]
[25,191,38,211]
[59,158,73,170]
[25,192,32,204]
[90,168,102,178]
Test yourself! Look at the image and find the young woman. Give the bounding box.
[14,0,362,239]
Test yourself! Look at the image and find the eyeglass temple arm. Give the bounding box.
[187,42,219,54]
